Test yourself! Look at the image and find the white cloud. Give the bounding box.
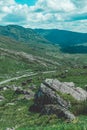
[37,0,76,12]
[0,0,15,5]
[0,0,87,32]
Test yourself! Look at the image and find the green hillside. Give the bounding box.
[35,29,87,46]
[0,25,49,44]
[35,29,87,54]
[0,25,87,130]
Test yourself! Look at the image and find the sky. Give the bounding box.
[15,0,36,6]
[0,0,87,32]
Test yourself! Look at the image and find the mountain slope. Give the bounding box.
[0,25,87,130]
[1,25,87,48]
[35,29,87,46]
[0,25,49,44]
[0,36,62,81]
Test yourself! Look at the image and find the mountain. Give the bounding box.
[0,25,49,44]
[1,25,87,47]
[1,25,87,48]
[0,25,58,59]
[35,29,87,46]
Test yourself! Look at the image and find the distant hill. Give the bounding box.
[0,25,49,44]
[0,25,87,54]
[35,29,87,46]
[1,25,87,47]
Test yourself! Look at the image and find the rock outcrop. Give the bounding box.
[44,79,87,101]
[0,95,5,101]
[15,87,34,100]
[31,79,87,121]
[35,83,70,109]
[41,105,75,121]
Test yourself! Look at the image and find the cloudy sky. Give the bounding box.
[0,0,87,32]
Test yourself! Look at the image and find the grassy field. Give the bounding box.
[0,88,87,130]
[0,94,87,130]
[0,69,87,130]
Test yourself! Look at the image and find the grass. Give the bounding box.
[0,34,87,130]
[16,118,87,130]
[58,68,87,89]
[0,70,87,130]
[0,92,87,130]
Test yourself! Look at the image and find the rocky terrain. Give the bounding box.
[0,25,87,130]
[31,79,87,121]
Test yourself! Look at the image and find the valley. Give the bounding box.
[0,25,87,130]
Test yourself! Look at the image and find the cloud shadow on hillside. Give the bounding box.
[60,45,87,54]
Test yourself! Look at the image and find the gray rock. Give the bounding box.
[42,104,75,121]
[44,79,87,101]
[15,87,23,94]
[13,86,21,91]
[32,80,76,121]
[64,82,75,88]
[24,92,34,100]
[35,83,69,108]
[0,95,5,101]
[15,87,34,100]
[0,85,10,91]
[3,87,7,90]
[6,128,15,130]
[29,84,36,90]
[31,79,87,121]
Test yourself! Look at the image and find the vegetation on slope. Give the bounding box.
[35,29,87,46]
[0,25,87,130]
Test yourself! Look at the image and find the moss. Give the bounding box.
[56,91,78,105]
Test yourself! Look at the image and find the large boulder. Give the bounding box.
[31,79,80,121]
[44,79,87,101]
[31,79,87,121]
[35,83,70,109]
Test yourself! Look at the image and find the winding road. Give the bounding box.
[0,70,56,85]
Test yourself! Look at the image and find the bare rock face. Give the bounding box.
[44,79,87,101]
[31,79,87,121]
[35,83,70,108]
[31,79,83,121]
[42,105,75,121]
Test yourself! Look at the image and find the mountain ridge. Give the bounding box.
[35,28,87,46]
[0,25,87,47]
[0,25,50,45]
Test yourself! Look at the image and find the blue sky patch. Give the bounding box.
[15,0,37,6]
